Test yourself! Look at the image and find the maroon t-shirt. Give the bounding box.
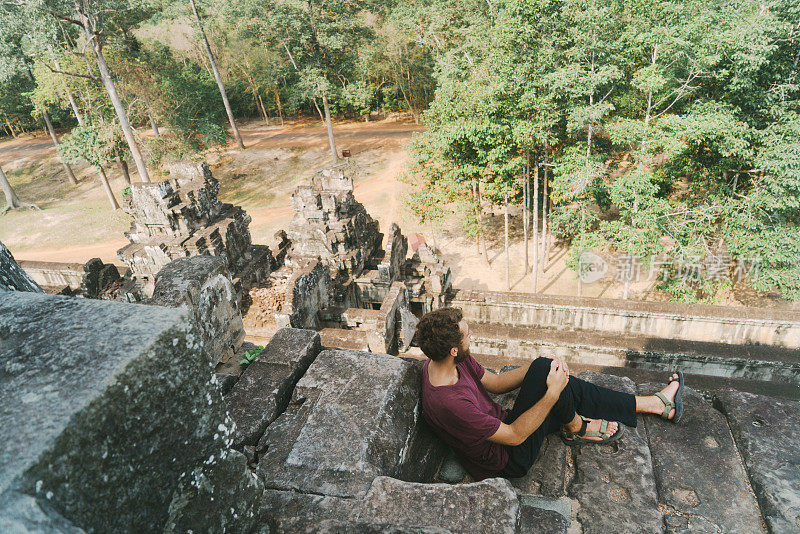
[421,354,508,480]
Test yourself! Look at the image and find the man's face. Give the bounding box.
[454,319,471,364]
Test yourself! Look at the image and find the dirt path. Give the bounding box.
[15,238,130,264]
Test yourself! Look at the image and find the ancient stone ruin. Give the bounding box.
[244,163,451,355]
[5,158,800,532]
[116,162,270,301]
[3,242,800,532]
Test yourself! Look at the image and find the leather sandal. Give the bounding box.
[560,416,624,446]
[655,370,684,424]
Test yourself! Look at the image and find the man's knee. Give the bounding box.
[520,357,552,390]
[529,356,553,376]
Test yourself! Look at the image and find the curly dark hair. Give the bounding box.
[415,307,464,361]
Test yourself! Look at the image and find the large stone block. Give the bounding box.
[0,491,84,533]
[164,450,271,534]
[0,292,229,533]
[716,390,800,533]
[641,383,764,533]
[0,240,43,292]
[570,373,661,534]
[149,255,245,361]
[225,328,322,447]
[260,489,358,533]
[260,476,561,534]
[360,477,519,534]
[256,349,445,497]
[510,434,567,498]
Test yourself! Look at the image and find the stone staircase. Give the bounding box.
[208,328,799,533]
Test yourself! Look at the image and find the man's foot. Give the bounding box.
[561,416,623,445]
[656,373,681,420]
[652,371,684,423]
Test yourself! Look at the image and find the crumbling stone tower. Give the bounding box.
[284,165,382,304]
[117,162,254,299]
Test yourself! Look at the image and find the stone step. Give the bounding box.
[640,383,765,533]
[256,350,445,498]
[568,373,662,534]
[224,328,322,448]
[714,391,800,533]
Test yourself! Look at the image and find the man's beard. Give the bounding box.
[454,345,470,364]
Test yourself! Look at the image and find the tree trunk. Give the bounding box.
[0,164,39,214]
[533,161,539,293]
[639,45,658,171]
[145,97,160,138]
[472,183,480,253]
[504,192,510,291]
[1,164,22,209]
[96,165,120,210]
[5,119,16,138]
[523,151,529,274]
[118,156,131,186]
[55,58,85,127]
[257,91,269,123]
[41,110,78,185]
[321,93,338,164]
[274,88,285,125]
[542,161,549,271]
[476,181,489,263]
[81,17,150,183]
[189,0,245,150]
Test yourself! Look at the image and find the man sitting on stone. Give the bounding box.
[417,307,684,480]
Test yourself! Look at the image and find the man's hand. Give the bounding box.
[545,357,569,399]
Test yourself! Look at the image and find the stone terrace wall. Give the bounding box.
[17,260,85,289]
[0,292,231,533]
[451,289,800,348]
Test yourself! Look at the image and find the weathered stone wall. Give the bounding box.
[19,258,123,298]
[0,241,43,293]
[148,255,245,362]
[278,260,330,329]
[0,292,231,533]
[18,260,85,290]
[451,289,800,348]
[465,323,800,384]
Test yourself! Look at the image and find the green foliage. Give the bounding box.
[404,0,800,302]
[240,346,264,368]
[60,122,127,168]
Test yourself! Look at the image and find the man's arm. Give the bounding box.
[486,359,569,446]
[481,362,531,394]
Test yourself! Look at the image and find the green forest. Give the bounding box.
[0,0,798,303]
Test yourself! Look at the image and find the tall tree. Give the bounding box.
[189,0,245,149]
[3,0,153,182]
[0,163,40,215]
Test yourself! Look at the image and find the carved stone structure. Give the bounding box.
[117,162,256,299]
[246,164,452,354]
[284,165,382,303]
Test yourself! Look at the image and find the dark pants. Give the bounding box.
[498,357,637,478]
